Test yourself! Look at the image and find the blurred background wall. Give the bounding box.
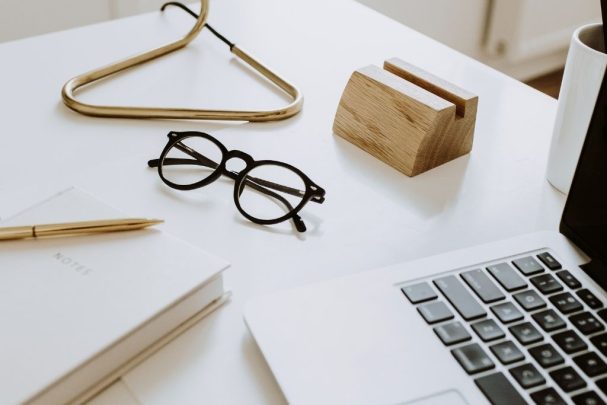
[359,0,600,80]
[0,0,164,43]
[0,0,601,97]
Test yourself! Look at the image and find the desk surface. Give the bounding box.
[0,0,564,403]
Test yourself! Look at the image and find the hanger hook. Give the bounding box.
[161,1,234,49]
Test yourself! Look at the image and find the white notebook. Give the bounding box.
[0,188,230,405]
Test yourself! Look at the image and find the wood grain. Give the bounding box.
[333,58,478,176]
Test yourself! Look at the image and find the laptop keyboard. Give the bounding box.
[400,250,607,405]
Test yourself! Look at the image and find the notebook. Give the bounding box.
[0,188,230,405]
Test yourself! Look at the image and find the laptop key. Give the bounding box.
[510,363,545,388]
[417,301,454,324]
[487,263,527,292]
[596,378,607,396]
[434,321,471,346]
[491,302,524,324]
[433,276,486,321]
[531,387,566,405]
[537,252,562,270]
[573,352,607,377]
[401,282,437,304]
[550,366,586,392]
[531,274,563,295]
[513,256,544,276]
[461,269,505,303]
[510,322,543,345]
[572,391,606,405]
[533,309,566,332]
[490,341,525,365]
[451,343,494,374]
[474,372,527,405]
[570,312,605,335]
[598,309,607,323]
[577,289,603,309]
[553,330,587,354]
[513,290,546,311]
[529,343,564,368]
[471,319,505,342]
[549,292,583,314]
[591,333,607,356]
[556,270,581,289]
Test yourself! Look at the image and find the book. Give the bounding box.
[0,188,230,405]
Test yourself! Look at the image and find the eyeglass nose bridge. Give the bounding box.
[224,150,255,167]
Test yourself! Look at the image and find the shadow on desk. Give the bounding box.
[333,136,470,219]
[241,333,288,404]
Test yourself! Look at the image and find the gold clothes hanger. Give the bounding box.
[61,1,303,122]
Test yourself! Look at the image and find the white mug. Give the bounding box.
[546,23,607,194]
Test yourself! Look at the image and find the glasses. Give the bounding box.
[148,131,326,232]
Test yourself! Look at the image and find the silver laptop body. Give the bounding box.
[244,66,607,405]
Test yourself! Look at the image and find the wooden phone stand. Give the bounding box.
[333,58,478,177]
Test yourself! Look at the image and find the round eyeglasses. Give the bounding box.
[148,131,326,232]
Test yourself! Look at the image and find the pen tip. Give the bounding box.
[146,219,164,226]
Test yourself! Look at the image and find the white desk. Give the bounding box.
[0,0,564,403]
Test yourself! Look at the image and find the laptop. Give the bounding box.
[244,75,607,404]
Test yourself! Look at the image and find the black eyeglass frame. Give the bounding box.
[148,131,326,232]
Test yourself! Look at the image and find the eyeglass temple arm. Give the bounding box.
[147,155,316,200]
[178,143,322,202]
[149,157,323,202]
[162,2,234,48]
[149,141,322,202]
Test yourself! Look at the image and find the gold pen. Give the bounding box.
[0,218,164,241]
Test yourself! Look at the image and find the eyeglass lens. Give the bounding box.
[161,136,223,186]
[238,163,306,221]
